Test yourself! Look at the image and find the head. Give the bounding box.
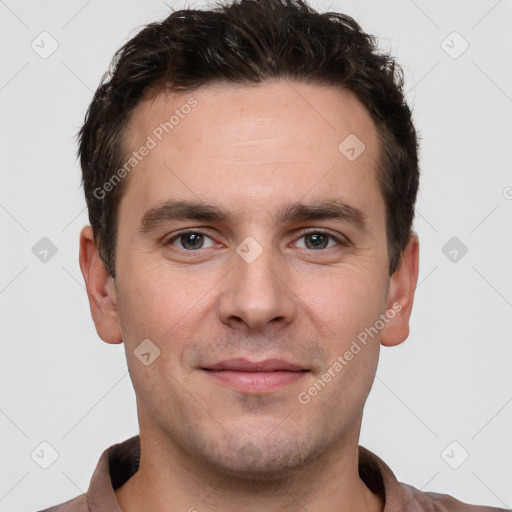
[79,0,419,478]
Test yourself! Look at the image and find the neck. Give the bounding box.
[115,428,384,512]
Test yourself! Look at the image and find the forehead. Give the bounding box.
[119,80,383,228]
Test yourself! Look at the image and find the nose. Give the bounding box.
[217,242,296,332]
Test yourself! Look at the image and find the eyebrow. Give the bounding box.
[138,198,369,234]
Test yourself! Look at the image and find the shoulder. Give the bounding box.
[36,493,90,511]
[34,435,139,512]
[358,445,508,512]
[400,481,509,512]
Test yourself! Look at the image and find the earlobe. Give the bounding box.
[79,225,123,344]
[380,233,420,347]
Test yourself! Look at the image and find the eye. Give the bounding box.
[166,231,216,251]
[294,230,347,250]
[164,229,348,253]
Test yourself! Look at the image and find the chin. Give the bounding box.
[199,431,324,481]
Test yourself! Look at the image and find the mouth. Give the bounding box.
[201,358,310,393]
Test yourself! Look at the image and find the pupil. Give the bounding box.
[183,233,203,249]
[307,233,327,249]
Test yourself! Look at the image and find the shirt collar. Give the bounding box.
[86,436,410,511]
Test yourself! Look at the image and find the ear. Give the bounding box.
[79,225,123,344]
[380,233,419,347]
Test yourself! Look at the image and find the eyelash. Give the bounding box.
[165,229,349,251]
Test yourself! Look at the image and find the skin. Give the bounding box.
[79,80,419,512]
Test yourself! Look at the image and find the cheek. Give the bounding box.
[116,268,202,406]
[116,260,217,349]
[307,267,386,410]
[300,264,387,344]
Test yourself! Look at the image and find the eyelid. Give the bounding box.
[294,227,351,246]
[165,228,350,251]
[165,229,218,248]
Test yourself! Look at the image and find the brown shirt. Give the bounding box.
[39,436,508,512]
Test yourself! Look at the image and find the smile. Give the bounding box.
[201,358,310,393]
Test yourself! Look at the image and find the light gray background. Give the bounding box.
[1,0,511,510]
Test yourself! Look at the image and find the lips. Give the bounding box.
[204,358,306,372]
[201,358,309,393]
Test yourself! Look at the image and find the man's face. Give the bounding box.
[102,81,407,476]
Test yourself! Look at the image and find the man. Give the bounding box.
[41,0,507,510]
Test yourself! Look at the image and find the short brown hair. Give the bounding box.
[79,0,419,277]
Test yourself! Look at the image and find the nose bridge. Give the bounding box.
[218,235,296,331]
